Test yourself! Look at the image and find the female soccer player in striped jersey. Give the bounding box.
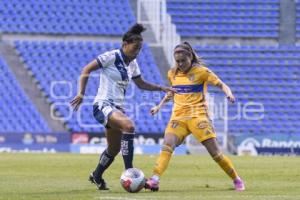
[145,42,245,191]
[70,23,174,190]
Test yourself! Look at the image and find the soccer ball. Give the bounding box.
[120,168,146,193]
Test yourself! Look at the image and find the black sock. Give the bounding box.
[121,134,134,169]
[93,149,114,182]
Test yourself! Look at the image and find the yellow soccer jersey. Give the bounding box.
[167,65,221,119]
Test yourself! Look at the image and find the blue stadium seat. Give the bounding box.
[194,45,300,135]
[15,41,167,134]
[167,0,280,38]
[297,2,300,37]
[0,0,135,35]
[0,57,51,132]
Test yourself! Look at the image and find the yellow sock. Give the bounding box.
[213,153,238,180]
[153,145,173,176]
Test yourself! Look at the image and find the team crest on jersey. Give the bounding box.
[197,121,208,129]
[188,74,195,82]
[170,121,179,129]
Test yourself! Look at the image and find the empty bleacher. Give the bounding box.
[0,57,50,132]
[195,45,300,134]
[296,0,300,38]
[14,41,170,133]
[0,0,135,35]
[167,0,280,37]
[14,41,300,135]
[1,0,299,136]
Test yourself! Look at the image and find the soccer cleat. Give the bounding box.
[89,173,109,190]
[233,177,245,191]
[144,178,159,192]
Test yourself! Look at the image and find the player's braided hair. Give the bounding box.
[122,23,146,43]
[173,41,206,76]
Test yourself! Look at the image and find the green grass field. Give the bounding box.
[0,153,300,200]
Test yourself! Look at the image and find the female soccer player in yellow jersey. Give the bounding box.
[145,42,245,191]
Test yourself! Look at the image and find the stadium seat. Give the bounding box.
[0,57,51,132]
[297,2,300,38]
[0,0,135,35]
[15,41,167,134]
[194,45,300,135]
[167,0,280,38]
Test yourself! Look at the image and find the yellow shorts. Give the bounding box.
[165,115,216,143]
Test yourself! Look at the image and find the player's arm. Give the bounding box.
[150,69,175,115]
[150,91,174,115]
[206,68,235,103]
[217,81,235,103]
[70,60,100,111]
[133,76,175,93]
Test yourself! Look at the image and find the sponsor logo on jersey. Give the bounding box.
[197,121,208,129]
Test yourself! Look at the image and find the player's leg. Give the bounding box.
[91,103,134,190]
[202,138,237,179]
[145,133,180,191]
[145,120,188,191]
[153,133,180,177]
[90,127,122,190]
[189,116,245,191]
[107,110,135,169]
[202,138,245,191]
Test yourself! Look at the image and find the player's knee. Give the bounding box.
[161,143,175,153]
[162,135,178,152]
[122,122,135,133]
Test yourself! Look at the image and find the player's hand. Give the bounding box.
[150,105,160,115]
[166,91,174,98]
[70,94,83,111]
[227,94,235,103]
[160,86,176,93]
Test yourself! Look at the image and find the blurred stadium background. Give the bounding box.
[0,0,300,155]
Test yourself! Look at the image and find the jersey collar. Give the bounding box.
[178,64,194,74]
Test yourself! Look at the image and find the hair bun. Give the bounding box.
[128,23,146,34]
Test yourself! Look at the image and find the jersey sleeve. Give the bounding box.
[167,70,172,85]
[96,50,115,68]
[204,68,222,86]
[132,60,141,79]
